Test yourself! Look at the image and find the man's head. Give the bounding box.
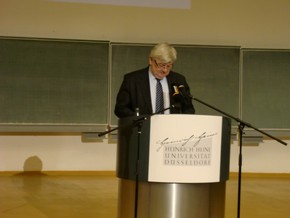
[149,42,177,79]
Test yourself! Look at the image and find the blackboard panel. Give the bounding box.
[110,43,240,126]
[173,45,240,119]
[110,43,153,125]
[0,37,109,129]
[242,49,290,129]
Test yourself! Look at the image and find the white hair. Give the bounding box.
[149,42,177,63]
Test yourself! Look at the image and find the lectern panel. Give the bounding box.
[116,114,231,183]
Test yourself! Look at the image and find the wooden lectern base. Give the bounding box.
[118,179,226,218]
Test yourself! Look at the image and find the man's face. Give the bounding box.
[149,58,173,79]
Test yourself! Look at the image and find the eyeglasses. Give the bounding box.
[154,59,173,69]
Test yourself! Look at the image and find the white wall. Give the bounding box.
[0,0,289,173]
[0,135,289,173]
[230,139,290,173]
[0,135,116,171]
[1,0,290,48]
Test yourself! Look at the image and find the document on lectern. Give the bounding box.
[148,114,223,183]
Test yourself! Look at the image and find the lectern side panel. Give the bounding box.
[220,117,232,181]
[116,116,151,181]
[117,117,139,180]
[138,119,151,181]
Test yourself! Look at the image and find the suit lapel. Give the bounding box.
[138,67,153,114]
[166,72,179,113]
[166,72,175,100]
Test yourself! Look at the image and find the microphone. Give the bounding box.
[172,84,185,102]
[171,84,195,114]
[172,84,183,112]
[172,84,181,97]
[178,85,192,99]
[172,84,195,114]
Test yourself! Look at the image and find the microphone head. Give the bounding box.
[178,85,185,91]
[172,84,184,106]
[178,85,192,98]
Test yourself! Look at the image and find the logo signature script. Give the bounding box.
[156,132,218,152]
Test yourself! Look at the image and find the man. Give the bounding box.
[114,42,195,118]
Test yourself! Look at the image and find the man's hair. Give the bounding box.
[149,42,177,63]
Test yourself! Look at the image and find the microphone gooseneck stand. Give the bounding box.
[98,106,174,218]
[189,96,287,218]
[134,117,142,218]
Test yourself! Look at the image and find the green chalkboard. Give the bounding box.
[0,37,109,132]
[173,45,240,119]
[110,43,153,125]
[242,49,290,129]
[110,43,240,126]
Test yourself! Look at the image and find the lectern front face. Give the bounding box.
[148,115,230,183]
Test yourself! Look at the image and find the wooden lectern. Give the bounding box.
[116,114,231,218]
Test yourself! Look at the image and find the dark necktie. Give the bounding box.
[155,79,164,114]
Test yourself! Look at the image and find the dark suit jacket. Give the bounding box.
[114,66,195,118]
